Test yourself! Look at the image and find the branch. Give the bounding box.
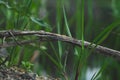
[0,30,120,59]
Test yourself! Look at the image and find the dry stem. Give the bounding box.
[0,30,120,60]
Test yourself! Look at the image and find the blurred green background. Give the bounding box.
[0,0,120,80]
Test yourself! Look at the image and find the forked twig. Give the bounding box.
[0,30,120,60]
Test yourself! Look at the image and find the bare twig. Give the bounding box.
[0,30,120,59]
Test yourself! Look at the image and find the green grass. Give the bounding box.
[0,0,120,80]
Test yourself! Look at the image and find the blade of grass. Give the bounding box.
[75,0,85,79]
[79,21,120,80]
[93,20,120,44]
[42,50,62,70]
[81,0,85,51]
[49,42,60,61]
[87,20,120,79]
[86,0,93,40]
[91,57,109,80]
[86,20,120,53]
[76,0,82,40]
[63,6,72,37]
[8,47,16,66]
[25,0,32,14]
[56,2,69,79]
[57,22,62,59]
[63,5,79,56]
[49,42,63,69]
[63,47,69,72]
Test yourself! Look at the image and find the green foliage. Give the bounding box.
[0,0,120,80]
[21,61,33,71]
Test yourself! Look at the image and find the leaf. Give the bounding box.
[0,1,18,12]
[0,1,11,9]
[93,20,120,44]
[63,6,72,37]
[30,16,52,30]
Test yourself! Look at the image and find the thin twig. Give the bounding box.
[0,30,120,59]
[0,39,40,47]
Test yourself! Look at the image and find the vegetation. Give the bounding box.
[0,0,120,80]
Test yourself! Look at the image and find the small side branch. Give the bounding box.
[0,30,120,59]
